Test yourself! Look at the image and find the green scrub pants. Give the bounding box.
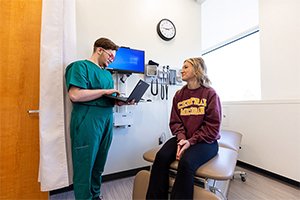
[70,105,113,200]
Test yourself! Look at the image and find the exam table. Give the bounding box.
[132,129,244,200]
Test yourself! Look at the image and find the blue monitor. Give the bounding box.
[107,47,145,74]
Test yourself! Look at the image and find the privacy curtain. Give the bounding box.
[39,0,76,191]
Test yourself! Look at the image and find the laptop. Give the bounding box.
[105,79,149,103]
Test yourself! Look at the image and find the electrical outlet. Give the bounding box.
[158,132,166,145]
[159,136,163,145]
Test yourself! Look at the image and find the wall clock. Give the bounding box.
[157,19,176,41]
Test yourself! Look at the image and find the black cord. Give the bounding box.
[120,73,131,83]
[165,85,168,100]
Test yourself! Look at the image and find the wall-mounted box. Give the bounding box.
[113,112,133,127]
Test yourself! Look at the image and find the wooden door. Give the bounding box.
[0,0,48,199]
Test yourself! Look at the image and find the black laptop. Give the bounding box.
[105,79,149,103]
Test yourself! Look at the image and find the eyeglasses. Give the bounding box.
[101,48,115,61]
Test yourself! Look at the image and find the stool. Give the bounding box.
[132,170,221,200]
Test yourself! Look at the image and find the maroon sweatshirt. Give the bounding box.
[169,85,222,145]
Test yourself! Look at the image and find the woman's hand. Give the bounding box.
[176,139,191,160]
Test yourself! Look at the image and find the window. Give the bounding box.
[202,30,261,101]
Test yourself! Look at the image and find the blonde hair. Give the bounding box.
[184,57,211,87]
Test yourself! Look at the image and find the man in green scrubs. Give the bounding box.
[65,38,128,200]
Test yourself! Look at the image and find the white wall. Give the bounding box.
[75,0,202,174]
[76,0,202,68]
[222,100,300,181]
[260,0,300,100]
[208,0,300,182]
[201,0,300,100]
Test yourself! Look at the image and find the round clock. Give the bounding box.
[157,19,176,41]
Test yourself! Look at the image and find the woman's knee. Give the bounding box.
[155,149,171,162]
[177,156,194,172]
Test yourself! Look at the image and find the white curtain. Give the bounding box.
[39,0,76,191]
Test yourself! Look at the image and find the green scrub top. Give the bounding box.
[65,59,115,107]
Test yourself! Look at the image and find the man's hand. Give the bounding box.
[115,99,136,106]
[106,89,120,96]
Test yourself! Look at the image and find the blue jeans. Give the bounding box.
[146,137,218,200]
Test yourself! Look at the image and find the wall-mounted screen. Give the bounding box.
[107,47,145,74]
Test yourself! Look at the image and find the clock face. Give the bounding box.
[157,19,176,41]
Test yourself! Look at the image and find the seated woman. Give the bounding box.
[146,57,222,200]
